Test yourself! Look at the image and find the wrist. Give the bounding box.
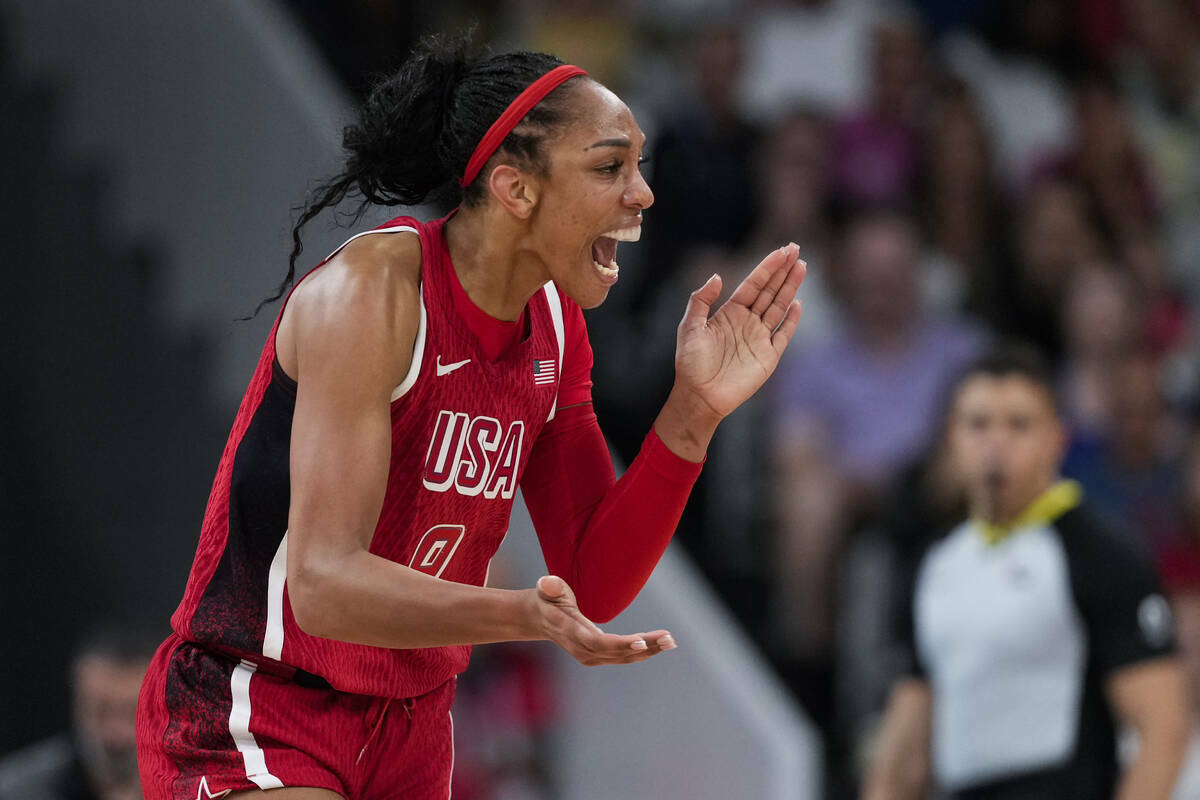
[513,587,549,641]
[654,385,722,463]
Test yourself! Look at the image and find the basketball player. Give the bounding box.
[136,36,806,800]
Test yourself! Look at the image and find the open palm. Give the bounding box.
[675,243,806,419]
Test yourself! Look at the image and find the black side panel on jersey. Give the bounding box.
[191,364,297,653]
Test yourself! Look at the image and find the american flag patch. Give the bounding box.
[532,358,557,386]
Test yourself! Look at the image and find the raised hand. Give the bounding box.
[651,244,805,463]
[529,576,675,666]
[675,243,806,420]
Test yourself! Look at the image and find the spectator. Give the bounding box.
[739,0,876,121]
[1057,262,1141,438]
[746,108,836,341]
[864,347,1189,800]
[992,178,1103,361]
[940,0,1076,188]
[1063,350,1185,551]
[918,77,1011,316]
[830,8,928,208]
[0,627,157,800]
[1034,70,1160,248]
[1123,231,1194,361]
[770,209,983,721]
[1116,0,1200,296]
[516,0,638,94]
[632,19,759,314]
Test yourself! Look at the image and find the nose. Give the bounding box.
[625,169,654,210]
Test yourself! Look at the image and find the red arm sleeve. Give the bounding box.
[520,297,703,623]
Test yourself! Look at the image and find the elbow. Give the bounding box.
[287,556,342,639]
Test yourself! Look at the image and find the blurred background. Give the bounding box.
[2,0,1200,798]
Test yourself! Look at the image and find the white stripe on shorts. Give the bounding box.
[228,660,284,790]
[448,709,455,799]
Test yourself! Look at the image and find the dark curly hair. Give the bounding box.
[250,33,588,317]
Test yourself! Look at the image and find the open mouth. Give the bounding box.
[590,224,641,281]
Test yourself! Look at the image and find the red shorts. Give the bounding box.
[137,634,456,799]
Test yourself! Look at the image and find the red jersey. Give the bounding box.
[170,213,590,698]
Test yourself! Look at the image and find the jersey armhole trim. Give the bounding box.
[542,282,566,422]
[391,282,427,402]
[321,224,420,262]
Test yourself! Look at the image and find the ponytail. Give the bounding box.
[249,33,584,317]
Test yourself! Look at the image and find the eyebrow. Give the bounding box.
[586,137,633,150]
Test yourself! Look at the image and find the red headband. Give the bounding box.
[459,64,588,188]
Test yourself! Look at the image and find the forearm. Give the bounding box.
[862,761,927,800]
[1115,731,1188,800]
[290,548,538,649]
[524,404,704,623]
[862,680,932,800]
[863,735,929,800]
[569,428,703,620]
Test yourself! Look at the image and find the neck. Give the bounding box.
[971,475,1059,528]
[443,206,549,321]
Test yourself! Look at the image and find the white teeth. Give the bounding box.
[593,259,619,278]
[600,225,641,242]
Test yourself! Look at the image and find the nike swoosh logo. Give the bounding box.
[436,355,472,376]
[196,777,232,799]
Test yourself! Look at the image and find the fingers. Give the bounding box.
[771,299,804,354]
[572,628,679,666]
[728,243,798,310]
[680,273,723,333]
[761,258,807,332]
[749,251,793,317]
[536,578,679,666]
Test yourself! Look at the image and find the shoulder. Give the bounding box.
[275,227,424,389]
[297,230,422,310]
[1054,503,1155,568]
[281,230,423,367]
[1054,502,1177,663]
[919,520,973,570]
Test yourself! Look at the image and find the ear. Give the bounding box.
[1051,418,1070,461]
[487,164,540,219]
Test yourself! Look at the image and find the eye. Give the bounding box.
[596,160,623,175]
[637,155,650,167]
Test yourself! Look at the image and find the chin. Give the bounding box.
[553,265,615,309]
[568,284,611,310]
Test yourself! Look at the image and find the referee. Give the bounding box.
[863,348,1190,800]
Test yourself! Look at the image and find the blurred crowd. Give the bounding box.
[291,0,1200,796]
[10,0,1199,798]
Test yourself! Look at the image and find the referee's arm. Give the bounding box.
[1069,517,1190,800]
[1109,658,1190,800]
[862,678,932,800]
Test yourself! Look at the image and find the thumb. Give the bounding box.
[536,575,571,602]
[680,273,722,332]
